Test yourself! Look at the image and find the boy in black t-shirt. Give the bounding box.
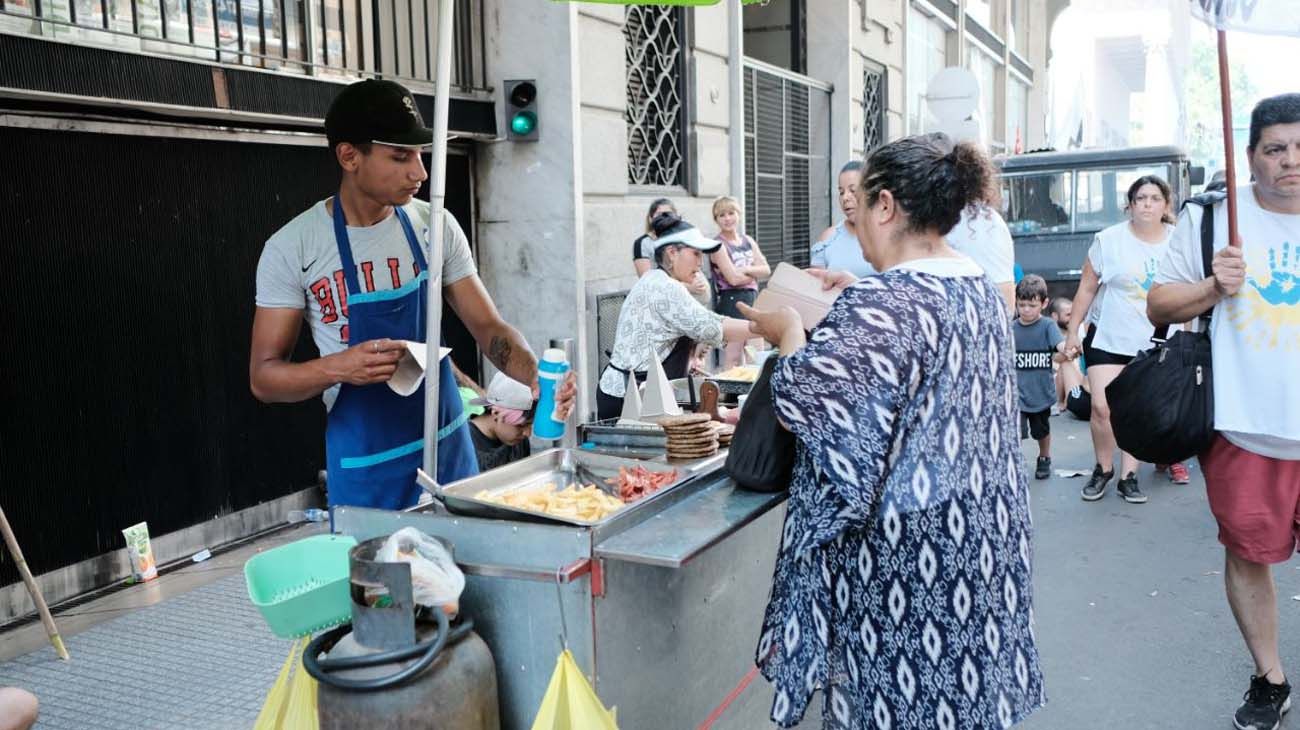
[1012,275,1068,479]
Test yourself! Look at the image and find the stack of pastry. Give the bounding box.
[658,413,719,459]
[712,422,735,448]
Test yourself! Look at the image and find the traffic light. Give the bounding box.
[504,79,538,141]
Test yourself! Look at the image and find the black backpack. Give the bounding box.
[1105,192,1223,464]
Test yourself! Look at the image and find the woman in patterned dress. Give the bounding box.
[738,134,1046,729]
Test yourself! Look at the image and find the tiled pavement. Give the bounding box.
[0,573,288,730]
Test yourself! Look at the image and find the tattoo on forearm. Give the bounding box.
[487,335,513,372]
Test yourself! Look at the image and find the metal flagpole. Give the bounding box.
[422,0,455,487]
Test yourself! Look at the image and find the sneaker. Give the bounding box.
[1081,465,1113,501]
[1168,462,1191,484]
[1035,456,1051,480]
[1234,675,1291,730]
[1117,472,1147,504]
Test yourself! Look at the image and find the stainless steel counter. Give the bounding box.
[332,456,789,730]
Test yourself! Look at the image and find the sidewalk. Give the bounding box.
[0,524,321,729]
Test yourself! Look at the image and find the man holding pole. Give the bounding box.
[1149,93,1300,730]
[250,79,574,511]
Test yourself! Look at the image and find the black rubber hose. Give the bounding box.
[314,617,474,670]
[303,610,470,691]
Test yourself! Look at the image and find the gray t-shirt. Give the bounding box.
[256,198,476,409]
[1012,316,1062,413]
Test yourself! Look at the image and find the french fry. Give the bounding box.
[476,483,626,522]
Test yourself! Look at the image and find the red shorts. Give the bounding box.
[1202,435,1300,564]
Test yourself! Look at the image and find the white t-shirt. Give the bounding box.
[256,198,477,409]
[891,255,985,278]
[945,205,1015,284]
[1155,185,1300,459]
[1085,221,1173,357]
[598,269,724,398]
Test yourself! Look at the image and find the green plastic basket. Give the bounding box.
[244,533,357,639]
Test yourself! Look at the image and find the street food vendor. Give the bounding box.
[595,213,753,421]
[249,79,574,510]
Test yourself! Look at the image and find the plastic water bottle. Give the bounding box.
[287,508,328,524]
[533,348,570,440]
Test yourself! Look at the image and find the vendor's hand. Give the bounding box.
[531,370,579,420]
[736,301,801,346]
[1212,245,1246,297]
[807,268,858,292]
[332,338,405,386]
[554,370,578,420]
[687,270,710,296]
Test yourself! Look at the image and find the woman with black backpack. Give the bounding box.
[1063,175,1186,504]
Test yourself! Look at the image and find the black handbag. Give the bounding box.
[1105,193,1222,465]
[725,356,795,492]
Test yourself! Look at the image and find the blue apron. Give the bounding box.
[325,198,479,510]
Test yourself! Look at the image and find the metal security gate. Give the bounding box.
[743,58,832,268]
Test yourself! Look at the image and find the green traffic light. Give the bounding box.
[510,111,537,137]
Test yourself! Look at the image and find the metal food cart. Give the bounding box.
[333,447,790,729]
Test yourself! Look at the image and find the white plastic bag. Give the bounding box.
[375,527,466,616]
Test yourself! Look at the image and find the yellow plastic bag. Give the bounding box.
[530,649,618,730]
[254,637,319,730]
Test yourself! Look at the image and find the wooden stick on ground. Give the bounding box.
[0,505,70,660]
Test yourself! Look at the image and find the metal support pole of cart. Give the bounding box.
[422,0,456,488]
[728,0,745,237]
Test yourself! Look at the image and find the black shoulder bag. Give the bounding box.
[1105,192,1224,465]
[725,356,796,492]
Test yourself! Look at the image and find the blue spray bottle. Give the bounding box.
[533,348,570,440]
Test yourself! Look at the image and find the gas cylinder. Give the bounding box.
[308,534,500,730]
[315,622,499,730]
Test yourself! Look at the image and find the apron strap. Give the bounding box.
[331,197,430,295]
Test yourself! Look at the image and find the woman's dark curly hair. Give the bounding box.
[858,133,997,236]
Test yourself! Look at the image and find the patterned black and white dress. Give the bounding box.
[757,258,1045,729]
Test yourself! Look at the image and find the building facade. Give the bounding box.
[0,0,1053,618]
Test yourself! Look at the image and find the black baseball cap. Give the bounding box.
[324,79,433,149]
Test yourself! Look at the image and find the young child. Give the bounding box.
[1013,275,1068,479]
[468,373,535,472]
[1048,297,1085,412]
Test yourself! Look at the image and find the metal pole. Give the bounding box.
[728,0,745,222]
[421,0,454,484]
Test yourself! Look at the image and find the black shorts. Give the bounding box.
[1065,385,1092,420]
[1021,409,1051,440]
[715,288,757,318]
[1082,326,1134,367]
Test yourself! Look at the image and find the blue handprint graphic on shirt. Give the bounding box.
[1248,242,1300,306]
[1138,258,1159,292]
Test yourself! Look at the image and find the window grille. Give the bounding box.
[863,64,887,153]
[595,292,629,375]
[624,5,686,187]
[743,62,832,269]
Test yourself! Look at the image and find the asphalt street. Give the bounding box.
[1020,413,1300,730]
